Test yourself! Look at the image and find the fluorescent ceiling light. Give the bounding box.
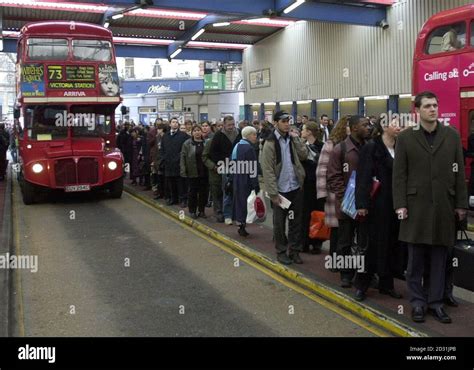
[103,21,110,29]
[0,0,108,13]
[213,22,231,27]
[251,103,261,106]
[279,101,293,105]
[365,95,389,100]
[239,18,294,27]
[170,48,183,59]
[283,0,305,14]
[297,100,312,104]
[339,97,359,102]
[188,40,250,49]
[0,39,3,52]
[317,98,334,102]
[112,13,124,20]
[265,102,277,106]
[191,29,205,41]
[399,94,412,98]
[129,8,207,20]
[113,36,172,45]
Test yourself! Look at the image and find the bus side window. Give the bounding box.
[425,22,466,54]
[471,21,474,47]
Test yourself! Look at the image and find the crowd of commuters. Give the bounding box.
[0,89,464,325]
[116,91,467,325]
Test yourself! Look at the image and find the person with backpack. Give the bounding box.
[327,115,370,287]
[261,111,308,265]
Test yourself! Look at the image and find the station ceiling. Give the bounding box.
[0,0,393,62]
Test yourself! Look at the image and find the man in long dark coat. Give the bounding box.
[393,91,468,324]
[160,117,189,205]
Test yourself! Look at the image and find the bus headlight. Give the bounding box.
[108,161,118,171]
[32,163,44,174]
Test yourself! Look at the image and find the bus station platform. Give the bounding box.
[123,178,474,338]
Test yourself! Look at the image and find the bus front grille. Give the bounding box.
[54,158,99,186]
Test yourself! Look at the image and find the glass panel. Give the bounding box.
[27,38,68,61]
[425,22,466,54]
[25,105,68,140]
[70,105,113,137]
[72,40,112,62]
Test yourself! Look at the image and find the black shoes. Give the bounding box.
[277,254,293,265]
[355,289,366,302]
[340,278,352,288]
[238,225,249,237]
[197,212,207,219]
[310,245,322,254]
[444,295,459,307]
[428,307,452,324]
[379,289,403,299]
[412,306,425,323]
[290,252,303,264]
[190,213,198,219]
[215,215,224,223]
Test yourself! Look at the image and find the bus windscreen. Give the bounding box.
[72,40,112,62]
[27,38,68,61]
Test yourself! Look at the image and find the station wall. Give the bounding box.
[243,0,473,104]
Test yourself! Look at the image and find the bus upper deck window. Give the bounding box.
[72,40,112,62]
[425,22,466,54]
[27,38,68,61]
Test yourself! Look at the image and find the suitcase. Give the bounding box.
[452,230,474,292]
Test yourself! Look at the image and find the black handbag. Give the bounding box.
[452,229,474,292]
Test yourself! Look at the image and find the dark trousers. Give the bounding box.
[179,177,188,203]
[210,181,223,217]
[188,177,209,214]
[329,227,339,256]
[336,217,358,281]
[407,243,447,310]
[0,150,7,178]
[166,176,180,203]
[272,189,303,255]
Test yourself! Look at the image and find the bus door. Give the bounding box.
[461,92,474,199]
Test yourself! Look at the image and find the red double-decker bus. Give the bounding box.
[15,21,124,204]
[413,4,474,194]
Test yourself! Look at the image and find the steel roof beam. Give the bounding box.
[275,0,386,26]
[89,0,387,26]
[2,38,242,63]
[167,13,240,59]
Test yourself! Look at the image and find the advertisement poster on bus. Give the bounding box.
[21,64,45,97]
[417,55,460,129]
[98,64,119,97]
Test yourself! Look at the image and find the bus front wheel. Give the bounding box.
[109,177,123,199]
[20,179,37,205]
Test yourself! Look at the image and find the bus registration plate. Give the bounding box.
[65,185,91,192]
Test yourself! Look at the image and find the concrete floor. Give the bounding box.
[11,186,376,337]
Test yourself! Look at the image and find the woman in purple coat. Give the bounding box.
[232,126,260,237]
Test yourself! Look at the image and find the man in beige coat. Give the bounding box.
[261,111,308,265]
[393,91,468,324]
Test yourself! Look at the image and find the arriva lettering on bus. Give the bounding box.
[424,68,459,82]
[63,91,86,97]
